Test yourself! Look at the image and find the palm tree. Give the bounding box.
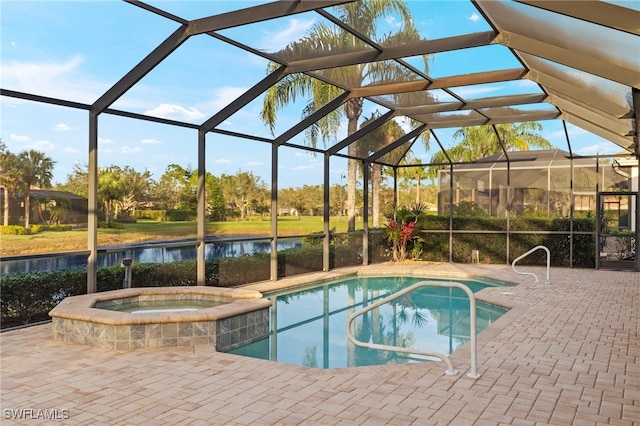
[98,166,126,225]
[0,144,22,226]
[261,0,426,231]
[357,112,406,227]
[17,150,55,229]
[430,122,553,166]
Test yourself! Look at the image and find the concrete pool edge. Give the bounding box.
[49,286,271,350]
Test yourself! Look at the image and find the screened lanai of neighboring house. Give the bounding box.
[1,0,639,289]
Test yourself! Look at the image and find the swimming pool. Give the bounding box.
[228,275,510,368]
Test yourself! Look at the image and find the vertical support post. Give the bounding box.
[563,120,575,268]
[393,167,398,212]
[269,295,278,361]
[196,130,206,285]
[323,154,331,271]
[595,157,601,269]
[449,163,454,263]
[362,160,369,265]
[271,143,279,280]
[505,148,512,265]
[632,88,640,272]
[87,110,98,294]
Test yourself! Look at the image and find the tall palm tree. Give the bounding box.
[357,112,406,227]
[0,144,22,226]
[430,122,553,166]
[98,166,125,225]
[261,0,426,231]
[18,150,55,229]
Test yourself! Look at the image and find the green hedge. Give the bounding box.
[0,224,73,235]
[0,243,362,329]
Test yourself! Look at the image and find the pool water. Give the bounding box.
[97,299,225,313]
[228,276,510,369]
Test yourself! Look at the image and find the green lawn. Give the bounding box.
[1,216,368,256]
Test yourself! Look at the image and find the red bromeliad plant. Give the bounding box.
[385,218,417,261]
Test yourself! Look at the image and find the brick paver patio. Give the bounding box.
[1,264,638,425]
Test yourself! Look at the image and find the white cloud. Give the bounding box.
[290,163,320,171]
[140,138,161,145]
[63,146,79,154]
[98,137,116,144]
[259,18,316,51]
[385,16,401,28]
[452,85,502,98]
[144,103,204,122]
[53,123,73,131]
[10,134,31,143]
[214,159,232,164]
[199,86,249,115]
[576,143,621,155]
[121,145,142,154]
[26,140,55,151]
[0,55,105,102]
[468,13,480,22]
[244,161,264,167]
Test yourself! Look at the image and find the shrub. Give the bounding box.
[165,210,196,221]
[48,224,73,232]
[0,225,30,235]
[97,222,125,229]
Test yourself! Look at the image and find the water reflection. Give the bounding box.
[1,238,301,275]
[229,276,509,369]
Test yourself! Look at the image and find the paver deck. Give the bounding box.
[1,264,638,425]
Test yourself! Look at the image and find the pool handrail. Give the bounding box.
[346,280,481,379]
[511,245,550,283]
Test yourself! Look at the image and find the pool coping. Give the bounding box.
[49,286,270,326]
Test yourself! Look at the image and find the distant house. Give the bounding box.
[0,188,88,226]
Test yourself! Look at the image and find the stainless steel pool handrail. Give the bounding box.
[511,245,550,283]
[346,281,481,379]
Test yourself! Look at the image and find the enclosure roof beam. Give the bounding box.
[350,68,526,98]
[92,25,190,114]
[527,70,632,119]
[285,31,497,74]
[200,66,287,133]
[187,0,354,35]
[394,93,547,116]
[1,89,90,110]
[514,0,640,36]
[275,91,351,146]
[327,110,395,155]
[367,124,427,163]
[494,30,639,88]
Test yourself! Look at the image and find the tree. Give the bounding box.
[429,122,553,166]
[117,166,152,218]
[261,0,426,231]
[17,149,55,229]
[56,163,88,198]
[398,154,429,205]
[220,171,265,220]
[0,142,22,226]
[97,166,125,224]
[357,112,406,227]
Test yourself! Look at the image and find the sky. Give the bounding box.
[0,0,627,189]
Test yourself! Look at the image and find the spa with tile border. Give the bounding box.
[49,286,271,351]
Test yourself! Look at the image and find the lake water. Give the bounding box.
[1,238,302,275]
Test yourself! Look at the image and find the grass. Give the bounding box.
[1,216,367,257]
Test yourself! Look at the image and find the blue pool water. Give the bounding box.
[227,275,511,369]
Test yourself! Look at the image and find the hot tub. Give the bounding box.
[49,287,271,351]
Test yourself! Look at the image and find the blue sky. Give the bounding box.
[0,0,623,188]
